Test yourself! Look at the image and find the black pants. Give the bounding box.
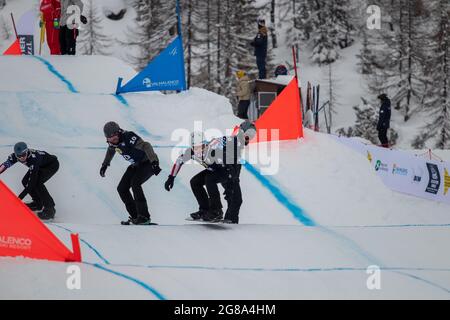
[378,127,389,147]
[222,165,242,223]
[22,159,59,209]
[256,55,266,79]
[60,26,78,55]
[237,100,250,119]
[117,161,154,219]
[190,169,227,211]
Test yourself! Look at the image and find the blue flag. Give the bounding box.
[116,36,187,94]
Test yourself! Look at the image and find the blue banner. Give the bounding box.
[116,36,186,94]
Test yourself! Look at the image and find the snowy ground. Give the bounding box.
[1,55,450,299]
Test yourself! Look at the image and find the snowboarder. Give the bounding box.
[250,18,268,79]
[221,121,256,224]
[236,70,251,119]
[100,121,161,225]
[377,93,391,148]
[164,121,256,223]
[0,142,60,220]
[59,0,87,55]
[39,0,61,55]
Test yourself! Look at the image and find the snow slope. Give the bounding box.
[1,55,450,299]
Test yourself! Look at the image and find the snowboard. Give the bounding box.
[121,220,158,226]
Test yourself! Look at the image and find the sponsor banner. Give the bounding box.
[18,35,34,55]
[333,135,450,205]
[116,36,186,93]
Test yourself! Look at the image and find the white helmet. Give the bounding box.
[190,131,206,147]
[239,121,257,143]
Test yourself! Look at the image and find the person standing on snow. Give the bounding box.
[100,122,162,225]
[0,142,60,220]
[235,70,251,120]
[59,0,87,55]
[250,18,268,79]
[376,93,391,148]
[40,0,61,55]
[164,121,256,224]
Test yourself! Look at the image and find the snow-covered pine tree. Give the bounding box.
[413,0,450,149]
[77,0,112,56]
[337,98,398,145]
[362,0,429,122]
[336,98,380,144]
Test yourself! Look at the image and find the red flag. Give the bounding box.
[253,78,303,142]
[0,180,81,262]
[3,39,22,55]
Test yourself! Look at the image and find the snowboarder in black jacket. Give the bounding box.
[377,93,391,148]
[251,19,268,79]
[100,121,161,225]
[0,142,59,220]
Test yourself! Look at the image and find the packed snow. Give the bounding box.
[1,55,450,299]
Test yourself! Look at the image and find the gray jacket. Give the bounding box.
[60,0,84,27]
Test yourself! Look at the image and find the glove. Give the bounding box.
[53,18,60,29]
[100,165,108,177]
[151,161,162,176]
[80,15,87,24]
[164,175,175,191]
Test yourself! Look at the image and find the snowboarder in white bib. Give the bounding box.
[100,122,161,225]
[164,121,256,223]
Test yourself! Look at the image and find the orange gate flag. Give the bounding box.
[0,180,81,262]
[3,39,22,55]
[253,77,303,142]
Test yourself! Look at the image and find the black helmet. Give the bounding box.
[103,121,120,138]
[377,93,388,101]
[239,121,257,142]
[14,142,28,158]
[275,65,288,77]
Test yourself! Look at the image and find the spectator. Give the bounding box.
[235,70,251,119]
[251,18,268,79]
[59,0,87,55]
[377,93,391,148]
[40,0,61,55]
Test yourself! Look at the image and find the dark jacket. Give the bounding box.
[1,149,58,192]
[377,98,391,131]
[251,26,268,58]
[102,130,159,167]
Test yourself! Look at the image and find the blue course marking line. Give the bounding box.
[86,263,167,300]
[51,224,167,298]
[31,56,78,93]
[21,58,450,295]
[243,161,316,226]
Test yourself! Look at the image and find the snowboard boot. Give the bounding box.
[121,216,139,225]
[222,219,238,224]
[134,216,152,225]
[38,206,55,221]
[202,209,224,222]
[190,210,208,221]
[26,201,43,212]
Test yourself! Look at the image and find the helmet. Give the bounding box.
[190,131,206,147]
[377,93,388,101]
[103,121,121,138]
[239,121,257,142]
[257,17,266,27]
[14,142,28,158]
[274,65,288,77]
[236,70,246,79]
